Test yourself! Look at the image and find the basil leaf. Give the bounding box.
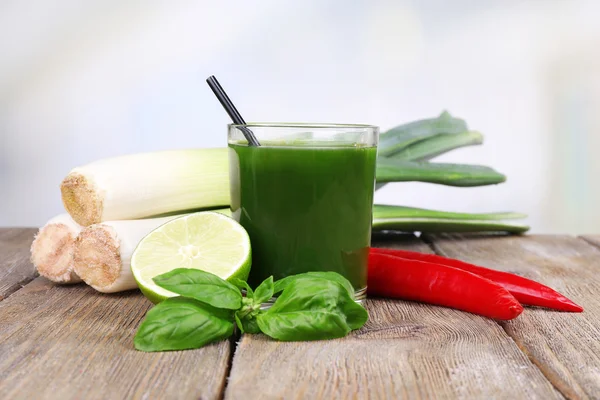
[229,278,254,299]
[134,297,234,352]
[153,268,242,310]
[253,276,274,305]
[272,271,355,299]
[344,300,370,330]
[235,310,261,334]
[258,309,349,341]
[257,278,368,341]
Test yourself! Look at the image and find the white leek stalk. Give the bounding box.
[30,214,83,284]
[73,209,230,293]
[73,216,183,293]
[61,149,229,226]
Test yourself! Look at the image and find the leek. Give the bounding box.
[73,210,230,293]
[73,216,187,293]
[61,149,229,226]
[59,113,519,229]
[60,145,505,226]
[30,214,83,284]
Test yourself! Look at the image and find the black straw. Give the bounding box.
[206,75,261,146]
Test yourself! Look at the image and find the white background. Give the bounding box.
[1,0,599,233]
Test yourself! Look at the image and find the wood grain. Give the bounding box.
[0,277,232,400]
[225,234,560,400]
[580,235,600,249]
[428,234,600,400]
[0,228,38,301]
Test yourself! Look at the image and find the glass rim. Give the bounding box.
[229,122,378,129]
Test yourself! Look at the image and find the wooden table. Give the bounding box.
[1,228,599,399]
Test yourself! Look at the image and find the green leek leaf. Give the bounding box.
[378,111,468,157]
[376,160,506,187]
[372,217,529,234]
[373,205,527,221]
[389,130,484,162]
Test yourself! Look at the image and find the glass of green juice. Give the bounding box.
[228,123,378,301]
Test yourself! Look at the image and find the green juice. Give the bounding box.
[229,143,377,291]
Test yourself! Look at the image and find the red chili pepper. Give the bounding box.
[370,247,583,313]
[368,252,523,320]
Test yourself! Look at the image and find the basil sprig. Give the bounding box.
[134,269,368,352]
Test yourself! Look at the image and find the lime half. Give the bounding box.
[131,211,251,303]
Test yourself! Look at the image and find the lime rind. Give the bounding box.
[131,211,251,303]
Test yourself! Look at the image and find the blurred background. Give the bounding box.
[1,0,599,233]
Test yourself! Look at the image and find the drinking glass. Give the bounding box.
[228,123,378,300]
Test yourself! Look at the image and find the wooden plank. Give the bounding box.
[225,234,559,400]
[427,234,600,399]
[0,278,232,400]
[0,228,38,300]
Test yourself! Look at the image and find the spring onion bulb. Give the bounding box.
[30,214,83,284]
[61,149,230,226]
